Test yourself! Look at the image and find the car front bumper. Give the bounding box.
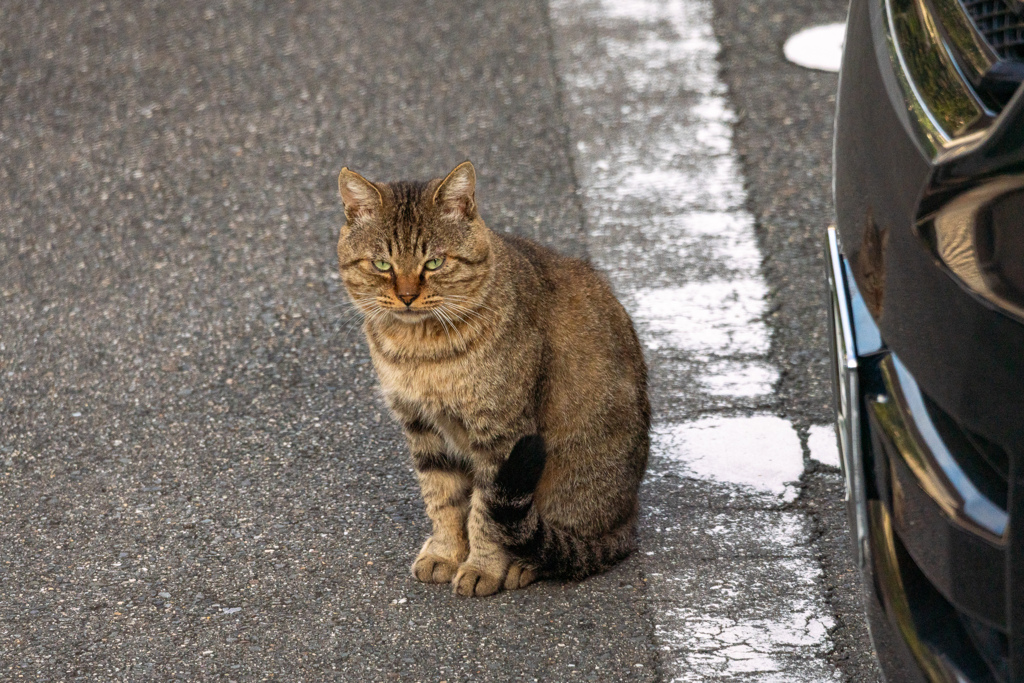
[828,226,1014,682]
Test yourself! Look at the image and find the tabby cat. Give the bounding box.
[336,161,649,596]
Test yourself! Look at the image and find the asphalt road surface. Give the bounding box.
[0,0,882,681]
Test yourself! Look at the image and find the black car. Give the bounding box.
[828,0,1024,680]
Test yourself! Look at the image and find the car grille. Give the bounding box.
[959,0,1024,61]
[888,511,1010,682]
[960,611,1011,683]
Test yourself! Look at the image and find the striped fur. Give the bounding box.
[337,161,650,596]
[486,434,641,580]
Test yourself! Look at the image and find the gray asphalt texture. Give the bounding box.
[0,1,652,680]
[1,0,880,681]
[709,0,885,680]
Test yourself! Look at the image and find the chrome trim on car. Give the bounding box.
[929,0,1001,84]
[827,226,870,568]
[879,0,993,158]
[881,0,950,156]
[873,354,1009,543]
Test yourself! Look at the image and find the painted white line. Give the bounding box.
[783,23,846,73]
[699,360,778,398]
[634,281,770,355]
[549,0,840,679]
[654,416,804,502]
[808,424,842,469]
[657,558,837,681]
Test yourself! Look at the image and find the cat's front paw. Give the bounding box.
[411,553,460,584]
[503,561,537,591]
[452,563,503,597]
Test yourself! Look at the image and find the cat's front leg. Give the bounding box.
[454,431,547,596]
[405,424,472,584]
[453,486,513,597]
[453,428,538,597]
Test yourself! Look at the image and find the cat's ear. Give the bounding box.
[433,161,477,219]
[338,168,383,221]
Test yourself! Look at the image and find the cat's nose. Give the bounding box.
[397,293,417,306]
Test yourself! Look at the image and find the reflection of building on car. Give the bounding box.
[828,0,1024,681]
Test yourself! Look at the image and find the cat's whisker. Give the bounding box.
[430,309,454,348]
[442,296,481,311]
[442,295,500,316]
[327,297,380,323]
[366,304,392,327]
[346,301,386,315]
[327,298,364,317]
[440,304,481,336]
[441,297,482,310]
[448,314,480,339]
[332,300,366,315]
[324,311,369,344]
[443,301,488,325]
[333,294,391,324]
[445,310,486,338]
[335,307,371,331]
[442,303,477,325]
[434,307,458,344]
[436,306,468,349]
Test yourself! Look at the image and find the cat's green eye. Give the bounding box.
[372,260,392,272]
[424,257,445,271]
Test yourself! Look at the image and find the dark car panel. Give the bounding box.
[831,0,1024,679]
[836,0,1024,452]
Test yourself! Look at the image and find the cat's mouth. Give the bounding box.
[390,308,432,323]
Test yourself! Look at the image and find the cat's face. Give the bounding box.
[336,162,491,326]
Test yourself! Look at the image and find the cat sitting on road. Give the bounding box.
[335,161,650,596]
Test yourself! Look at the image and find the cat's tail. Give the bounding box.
[486,435,637,581]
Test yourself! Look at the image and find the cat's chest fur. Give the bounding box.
[370,330,539,458]
[376,352,484,414]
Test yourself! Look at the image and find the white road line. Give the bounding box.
[634,282,771,355]
[548,0,840,679]
[654,417,804,502]
[808,425,843,469]
[783,23,846,73]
